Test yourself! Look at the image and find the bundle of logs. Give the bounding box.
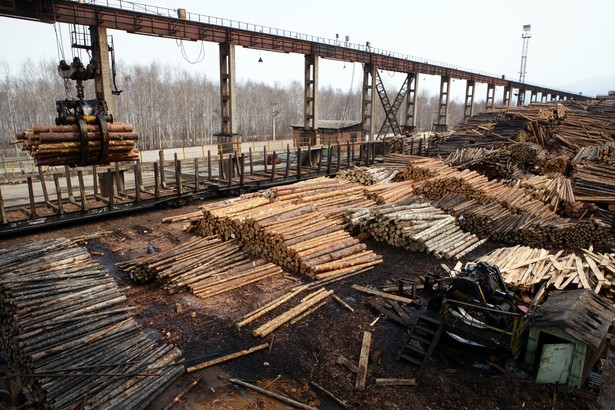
[445,144,539,180]
[0,238,183,409]
[189,195,383,279]
[390,154,614,248]
[475,245,615,303]
[14,123,139,166]
[117,236,283,299]
[431,100,615,160]
[336,167,400,186]
[510,173,582,216]
[572,163,615,205]
[572,141,615,165]
[346,201,486,259]
[363,180,417,204]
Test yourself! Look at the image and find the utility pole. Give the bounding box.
[271,103,280,141]
[518,24,531,106]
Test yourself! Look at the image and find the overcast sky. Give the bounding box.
[1,0,614,98]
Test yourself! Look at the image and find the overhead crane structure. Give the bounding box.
[3,0,590,142]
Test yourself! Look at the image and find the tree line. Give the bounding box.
[0,60,487,156]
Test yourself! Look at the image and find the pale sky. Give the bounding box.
[1,0,614,98]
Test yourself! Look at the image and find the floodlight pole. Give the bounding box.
[518,24,531,106]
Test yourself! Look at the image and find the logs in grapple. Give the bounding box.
[14,122,139,166]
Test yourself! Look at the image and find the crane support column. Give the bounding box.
[433,76,450,132]
[517,88,526,106]
[464,80,475,120]
[485,83,495,110]
[362,63,377,141]
[219,42,237,139]
[90,26,114,113]
[503,85,512,106]
[404,72,418,132]
[530,90,537,103]
[304,54,320,145]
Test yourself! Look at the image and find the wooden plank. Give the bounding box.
[229,378,317,410]
[375,378,417,386]
[351,285,413,304]
[355,331,372,391]
[332,294,355,313]
[187,343,268,373]
[336,355,358,373]
[575,256,592,290]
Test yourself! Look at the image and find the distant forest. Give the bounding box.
[0,60,490,155]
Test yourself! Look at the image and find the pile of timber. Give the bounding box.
[346,202,485,259]
[430,100,615,167]
[551,100,615,151]
[189,195,382,279]
[14,123,139,166]
[476,245,615,303]
[446,144,539,180]
[336,167,399,185]
[0,238,183,409]
[388,154,451,181]
[432,192,612,249]
[117,236,283,297]
[403,158,559,219]
[363,180,417,205]
[572,141,615,165]
[512,173,581,215]
[267,177,375,224]
[572,163,615,205]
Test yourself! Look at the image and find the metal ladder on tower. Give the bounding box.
[397,310,443,369]
[375,71,405,138]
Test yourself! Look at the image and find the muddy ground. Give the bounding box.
[0,199,600,409]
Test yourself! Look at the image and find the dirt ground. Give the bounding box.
[0,199,600,410]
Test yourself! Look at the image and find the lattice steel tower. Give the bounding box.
[518,24,531,105]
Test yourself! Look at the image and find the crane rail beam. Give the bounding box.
[0,0,590,100]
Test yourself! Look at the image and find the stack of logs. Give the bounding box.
[336,167,400,186]
[117,236,283,298]
[572,163,615,204]
[573,141,615,165]
[346,201,486,259]
[475,245,615,303]
[390,154,613,248]
[189,195,382,280]
[0,238,183,409]
[510,173,581,215]
[14,123,139,166]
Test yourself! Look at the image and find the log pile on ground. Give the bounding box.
[572,163,615,204]
[511,173,582,216]
[476,245,615,303]
[0,238,183,409]
[336,167,399,185]
[390,154,613,248]
[572,141,615,165]
[117,236,283,298]
[363,181,417,204]
[346,202,486,259]
[189,195,382,279]
[14,123,139,166]
[430,100,615,160]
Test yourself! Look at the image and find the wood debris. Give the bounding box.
[187,343,269,373]
[475,245,615,303]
